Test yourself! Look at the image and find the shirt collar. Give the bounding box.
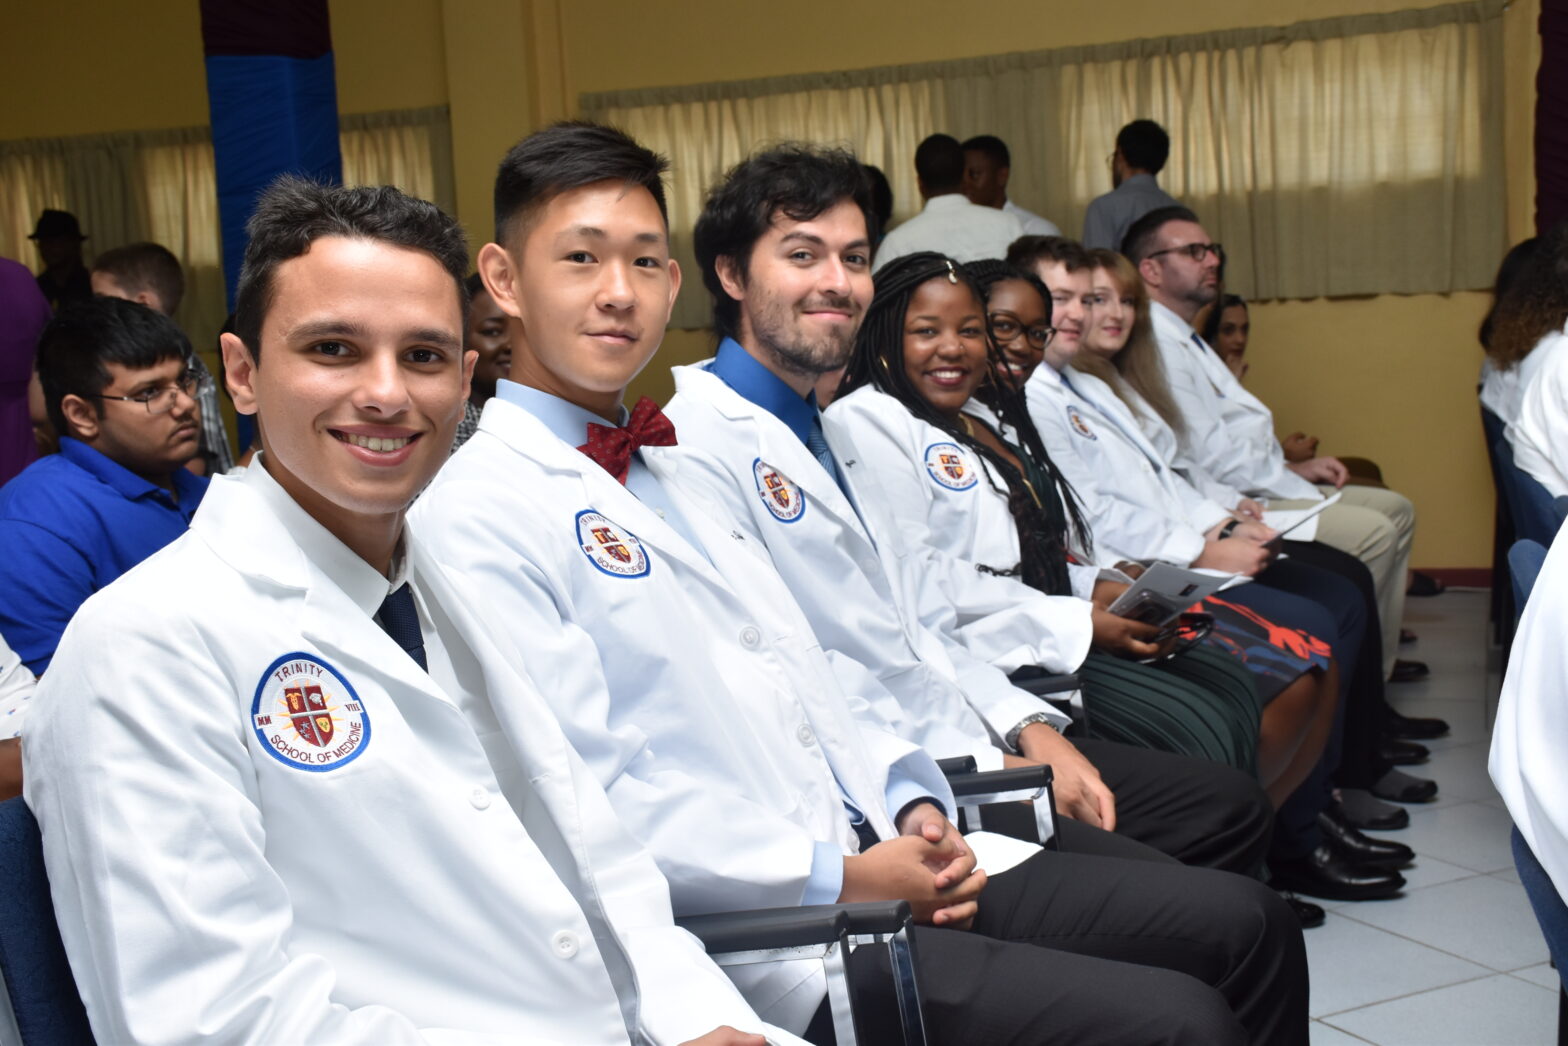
[1121,172,1161,191]
[1150,300,1197,338]
[708,337,821,445]
[494,378,627,447]
[57,436,204,509]
[239,453,407,618]
[921,193,971,213]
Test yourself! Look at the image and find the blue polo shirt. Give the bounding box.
[0,438,208,674]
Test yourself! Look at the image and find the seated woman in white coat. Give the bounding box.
[23,179,792,1046]
[413,122,1305,1046]
[1477,236,1540,431]
[1493,226,1568,498]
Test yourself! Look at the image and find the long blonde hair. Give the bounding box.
[1072,248,1188,439]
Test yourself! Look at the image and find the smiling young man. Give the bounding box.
[0,296,207,676]
[412,126,1300,1045]
[24,177,795,1046]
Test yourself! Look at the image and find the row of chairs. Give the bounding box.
[0,701,1076,1044]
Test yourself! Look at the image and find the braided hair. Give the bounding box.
[839,251,1089,595]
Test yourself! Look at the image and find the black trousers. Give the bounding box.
[806,841,1308,1046]
[1072,735,1274,877]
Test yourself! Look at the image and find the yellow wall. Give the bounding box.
[0,0,1533,565]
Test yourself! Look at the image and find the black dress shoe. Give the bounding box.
[1379,737,1430,766]
[1407,571,1446,597]
[1335,790,1410,831]
[1384,709,1450,740]
[1390,659,1431,684]
[1400,628,1419,645]
[1317,810,1415,869]
[1280,892,1326,929]
[1371,768,1439,804]
[1271,844,1406,901]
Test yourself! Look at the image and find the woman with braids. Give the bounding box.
[1496,225,1568,497]
[830,250,1264,772]
[830,251,1412,907]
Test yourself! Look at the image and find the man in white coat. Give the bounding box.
[416,124,1304,1046]
[1123,206,1418,685]
[663,143,1283,881]
[23,177,797,1046]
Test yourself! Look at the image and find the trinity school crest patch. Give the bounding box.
[251,653,371,772]
[1066,405,1098,440]
[923,442,978,491]
[753,458,807,523]
[575,509,653,578]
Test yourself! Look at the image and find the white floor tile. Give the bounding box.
[1306,912,1491,1017]
[1399,855,1486,892]
[1398,800,1516,873]
[1325,973,1556,1045]
[1511,962,1563,992]
[1311,1019,1376,1044]
[1492,865,1524,885]
[1337,874,1548,972]
[1418,740,1502,807]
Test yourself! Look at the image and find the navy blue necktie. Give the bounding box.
[806,420,852,499]
[377,583,428,672]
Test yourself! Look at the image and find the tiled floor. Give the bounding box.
[1307,588,1561,1045]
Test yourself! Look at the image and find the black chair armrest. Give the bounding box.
[1006,668,1081,696]
[677,904,850,953]
[935,755,978,776]
[838,900,914,936]
[947,765,1053,798]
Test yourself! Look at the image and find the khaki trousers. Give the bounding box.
[1270,485,1415,678]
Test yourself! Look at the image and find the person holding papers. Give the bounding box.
[829,251,1408,906]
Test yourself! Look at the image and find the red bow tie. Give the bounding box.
[577,396,678,484]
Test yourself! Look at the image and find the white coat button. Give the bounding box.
[551,930,580,958]
[740,626,761,648]
[469,787,491,810]
[797,724,816,746]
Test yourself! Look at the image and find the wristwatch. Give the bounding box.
[1006,711,1062,752]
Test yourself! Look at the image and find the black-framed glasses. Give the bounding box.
[989,314,1055,349]
[1146,242,1225,264]
[90,371,209,415]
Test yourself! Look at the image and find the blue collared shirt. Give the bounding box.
[494,380,707,558]
[0,438,208,674]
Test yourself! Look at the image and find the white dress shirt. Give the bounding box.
[874,194,1026,272]
[1004,199,1062,237]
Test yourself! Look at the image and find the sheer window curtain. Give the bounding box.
[0,106,454,353]
[584,0,1506,322]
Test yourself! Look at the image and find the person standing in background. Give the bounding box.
[1082,120,1181,252]
[28,210,93,310]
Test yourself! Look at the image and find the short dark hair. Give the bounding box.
[1006,235,1092,273]
[493,120,668,246]
[1116,119,1170,175]
[694,143,878,341]
[233,176,469,363]
[1121,204,1201,263]
[914,134,965,194]
[960,135,1010,169]
[861,164,894,235]
[90,242,185,314]
[37,296,193,438]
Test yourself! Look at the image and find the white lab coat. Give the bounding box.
[1149,301,1322,501]
[1492,521,1568,900]
[664,362,1069,771]
[1479,356,1523,429]
[1024,362,1232,567]
[826,386,1097,673]
[411,397,952,1032]
[1507,329,1568,499]
[24,463,798,1046]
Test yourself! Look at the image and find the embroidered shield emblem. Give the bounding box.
[576,510,652,578]
[1066,405,1098,441]
[923,442,978,491]
[752,458,807,523]
[252,654,370,772]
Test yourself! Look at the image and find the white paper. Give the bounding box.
[1106,561,1237,626]
[1262,491,1342,542]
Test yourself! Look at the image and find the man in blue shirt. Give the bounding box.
[0,296,208,674]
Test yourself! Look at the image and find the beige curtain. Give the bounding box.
[0,107,455,350]
[584,1,1506,322]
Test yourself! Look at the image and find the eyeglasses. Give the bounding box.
[90,371,210,415]
[989,314,1056,349]
[1146,242,1225,264]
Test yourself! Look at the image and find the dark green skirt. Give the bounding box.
[1078,645,1262,774]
